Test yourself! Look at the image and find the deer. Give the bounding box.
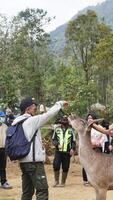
[68,114,113,200]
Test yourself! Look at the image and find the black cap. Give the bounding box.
[20,97,37,113]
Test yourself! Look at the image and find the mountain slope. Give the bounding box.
[50,0,113,55]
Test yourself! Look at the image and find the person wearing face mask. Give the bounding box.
[52,115,76,187]
[5,107,15,127]
[0,112,12,189]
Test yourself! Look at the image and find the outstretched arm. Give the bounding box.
[91,123,113,136]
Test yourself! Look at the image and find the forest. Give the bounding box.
[0,9,113,120]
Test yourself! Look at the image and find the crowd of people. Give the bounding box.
[0,97,113,200]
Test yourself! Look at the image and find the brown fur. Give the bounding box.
[68,115,113,200]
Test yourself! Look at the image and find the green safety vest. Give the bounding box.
[55,127,73,152]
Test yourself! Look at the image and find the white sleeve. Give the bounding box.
[23,101,64,136]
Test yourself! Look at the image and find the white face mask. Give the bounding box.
[0,117,5,123]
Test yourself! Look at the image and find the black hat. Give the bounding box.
[20,97,37,113]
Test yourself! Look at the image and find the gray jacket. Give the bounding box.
[12,101,64,162]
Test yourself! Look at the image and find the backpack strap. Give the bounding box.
[30,129,37,142]
[18,118,38,161]
[31,129,37,162]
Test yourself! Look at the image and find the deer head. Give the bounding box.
[68,114,86,134]
[68,114,104,135]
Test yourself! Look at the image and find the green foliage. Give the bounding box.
[65,10,111,84]
[67,80,99,115]
[107,104,113,122]
[10,8,52,102]
[95,35,113,67]
[0,6,113,118]
[94,35,113,105]
[0,15,19,108]
[0,9,53,107]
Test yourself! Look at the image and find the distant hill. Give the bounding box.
[50,0,113,55]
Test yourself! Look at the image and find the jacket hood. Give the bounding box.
[12,114,31,125]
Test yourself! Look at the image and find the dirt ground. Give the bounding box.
[0,156,113,200]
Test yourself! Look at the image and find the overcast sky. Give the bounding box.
[0,0,105,32]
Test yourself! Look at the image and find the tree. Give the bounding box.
[94,35,113,105]
[0,8,54,107]
[65,10,111,84]
[0,14,19,108]
[9,9,52,103]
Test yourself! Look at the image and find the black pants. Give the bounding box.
[53,151,71,172]
[20,162,48,200]
[104,142,110,154]
[0,148,7,185]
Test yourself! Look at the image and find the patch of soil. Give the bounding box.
[0,157,113,200]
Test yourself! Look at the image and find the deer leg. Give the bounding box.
[95,188,107,200]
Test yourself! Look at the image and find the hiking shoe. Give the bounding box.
[53,181,59,187]
[83,181,90,186]
[1,182,13,189]
[59,183,65,187]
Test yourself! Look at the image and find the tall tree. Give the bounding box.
[9,8,52,103]
[0,14,19,107]
[94,35,113,105]
[65,10,111,84]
